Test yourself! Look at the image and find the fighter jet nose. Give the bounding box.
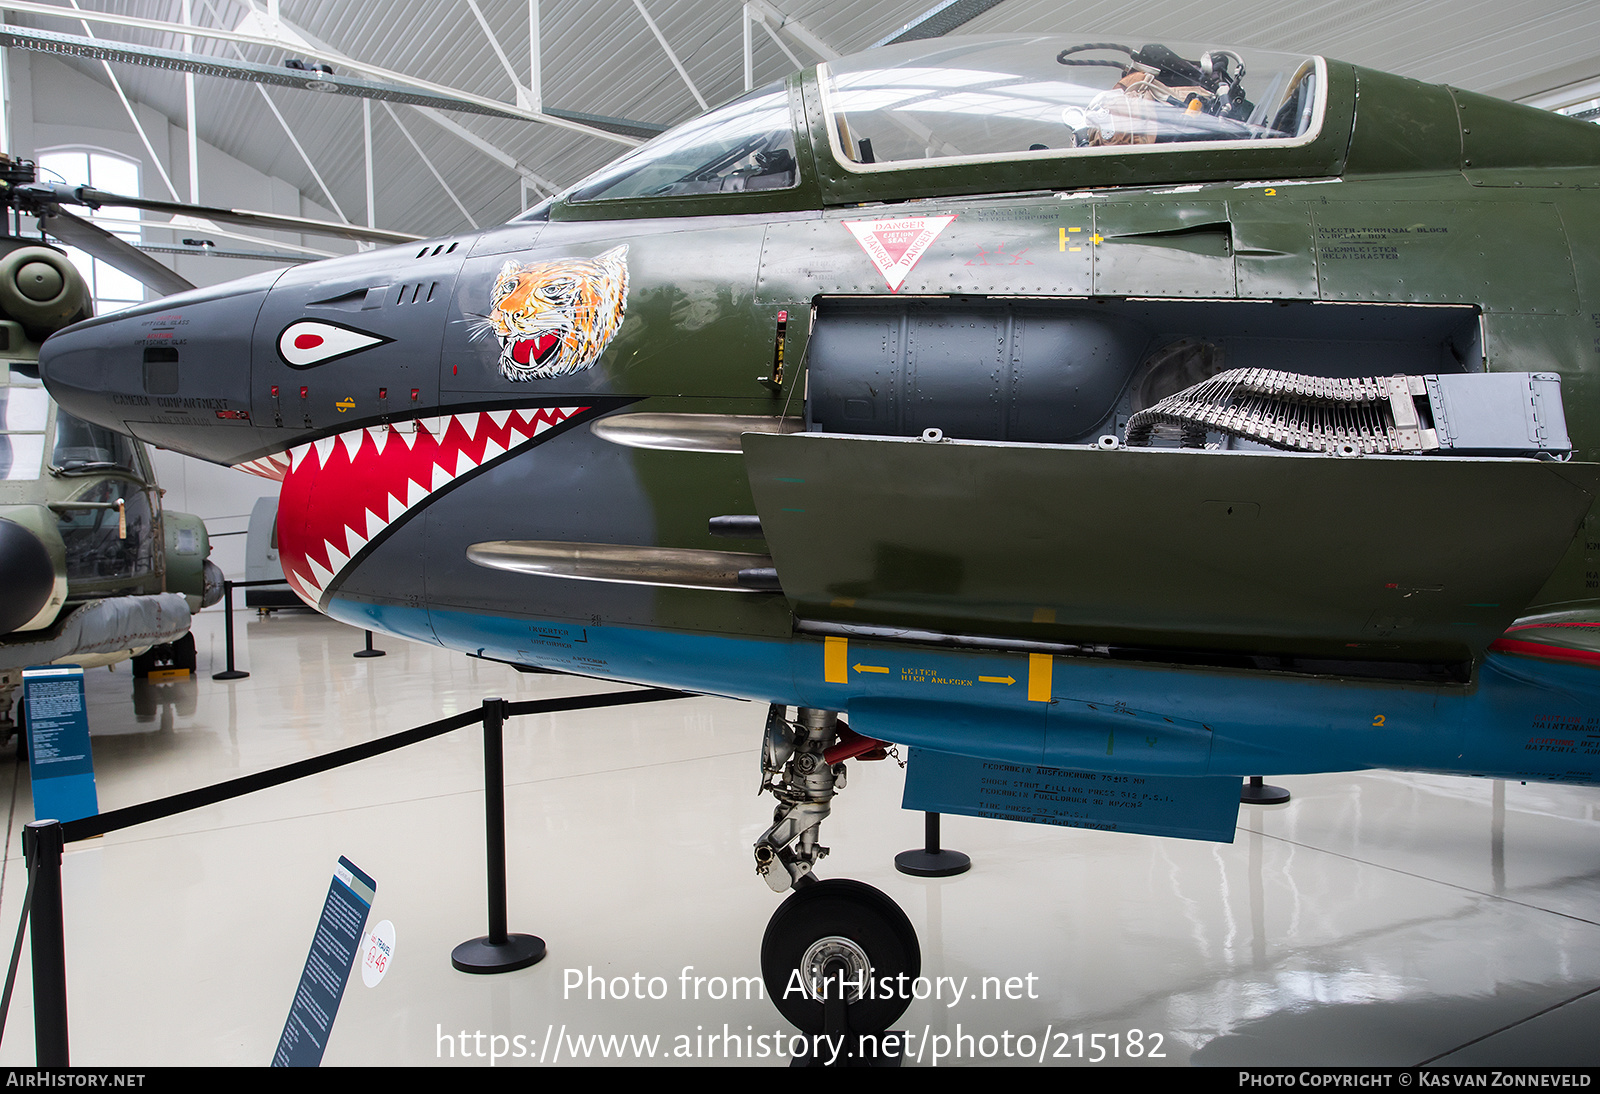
[39,268,285,465]
[0,517,56,635]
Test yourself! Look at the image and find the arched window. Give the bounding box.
[35,148,146,316]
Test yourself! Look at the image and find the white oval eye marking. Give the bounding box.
[278,320,390,367]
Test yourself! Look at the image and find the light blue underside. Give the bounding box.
[330,598,1600,787]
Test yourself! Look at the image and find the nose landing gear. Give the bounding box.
[753,706,921,1064]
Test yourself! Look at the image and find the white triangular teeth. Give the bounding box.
[455,412,480,440]
[290,443,312,472]
[366,426,390,454]
[452,448,475,477]
[306,556,335,593]
[432,461,454,492]
[418,416,446,439]
[387,493,407,523]
[313,436,337,468]
[481,436,505,463]
[324,540,350,576]
[342,525,369,559]
[405,477,428,508]
[365,508,386,541]
[488,409,512,430]
[340,430,364,462]
[394,424,418,449]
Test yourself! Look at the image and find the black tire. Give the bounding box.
[131,644,162,678]
[760,879,920,1035]
[172,631,197,672]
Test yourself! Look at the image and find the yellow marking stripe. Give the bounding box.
[825,636,847,683]
[1028,653,1052,702]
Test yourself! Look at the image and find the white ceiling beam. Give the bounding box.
[754,10,804,72]
[742,4,752,92]
[250,82,350,223]
[412,106,558,196]
[244,1,565,207]
[61,0,182,203]
[380,101,479,229]
[194,0,351,224]
[632,0,708,111]
[741,0,838,62]
[464,0,532,110]
[2,0,638,145]
[527,0,542,114]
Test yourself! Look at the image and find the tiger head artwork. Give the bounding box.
[486,245,629,381]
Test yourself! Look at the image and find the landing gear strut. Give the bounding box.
[753,706,921,1058]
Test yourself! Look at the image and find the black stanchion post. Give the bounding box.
[895,811,971,877]
[1241,776,1290,805]
[353,630,386,658]
[22,820,67,1066]
[451,698,545,973]
[212,580,249,681]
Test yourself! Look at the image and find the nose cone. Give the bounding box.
[0,517,56,634]
[39,269,284,466]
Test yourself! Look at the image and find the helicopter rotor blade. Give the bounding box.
[40,208,197,298]
[67,186,421,246]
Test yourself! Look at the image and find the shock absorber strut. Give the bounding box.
[753,706,846,893]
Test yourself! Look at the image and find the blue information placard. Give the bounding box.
[21,665,98,824]
[273,857,376,1067]
[903,748,1242,843]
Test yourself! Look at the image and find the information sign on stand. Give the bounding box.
[272,857,376,1067]
[21,666,98,824]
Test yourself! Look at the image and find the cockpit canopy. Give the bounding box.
[822,37,1324,168]
[554,35,1330,214]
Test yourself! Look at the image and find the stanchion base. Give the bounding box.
[451,933,546,974]
[353,649,386,658]
[211,670,250,681]
[894,848,971,877]
[1241,782,1291,805]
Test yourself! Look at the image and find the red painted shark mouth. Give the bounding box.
[235,406,587,609]
[510,332,560,367]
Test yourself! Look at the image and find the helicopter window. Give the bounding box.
[567,83,798,203]
[56,478,156,584]
[821,37,1324,169]
[0,376,47,481]
[51,409,142,478]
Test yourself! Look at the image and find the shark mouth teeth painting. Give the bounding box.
[235,406,588,610]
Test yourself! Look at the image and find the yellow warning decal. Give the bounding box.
[825,636,848,683]
[1028,653,1052,702]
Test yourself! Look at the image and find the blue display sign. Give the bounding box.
[272,857,377,1067]
[903,747,1242,843]
[21,665,98,824]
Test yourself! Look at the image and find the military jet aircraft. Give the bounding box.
[36,34,1600,1041]
[0,154,235,744]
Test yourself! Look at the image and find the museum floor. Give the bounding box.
[0,607,1595,1067]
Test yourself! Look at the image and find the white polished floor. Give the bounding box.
[0,607,1596,1067]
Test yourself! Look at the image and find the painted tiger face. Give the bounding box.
[489,245,629,381]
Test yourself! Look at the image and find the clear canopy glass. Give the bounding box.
[821,36,1324,168]
[568,82,798,202]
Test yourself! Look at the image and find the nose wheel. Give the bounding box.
[760,878,920,1037]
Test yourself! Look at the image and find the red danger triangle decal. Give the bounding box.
[844,215,956,292]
